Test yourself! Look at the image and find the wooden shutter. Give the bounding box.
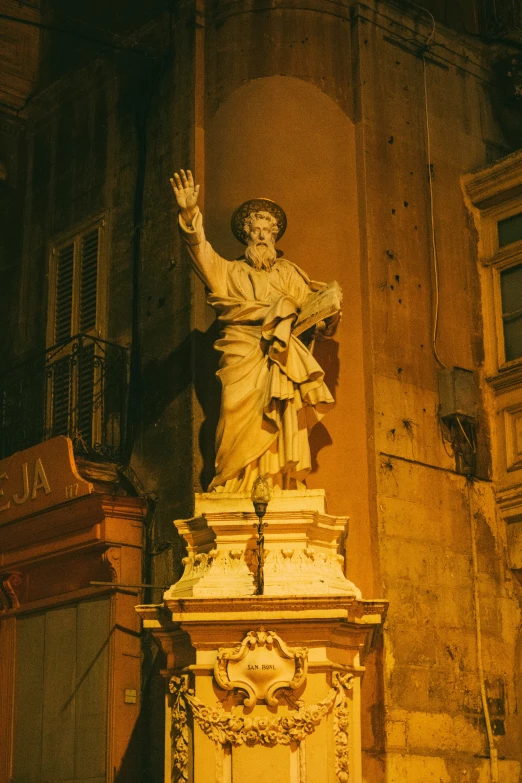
[48,221,102,446]
[52,225,100,345]
[51,356,71,437]
[76,342,95,448]
[79,227,99,333]
[54,242,75,343]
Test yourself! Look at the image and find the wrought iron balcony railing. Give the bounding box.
[0,334,129,463]
[481,0,522,37]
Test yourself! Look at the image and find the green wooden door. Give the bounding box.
[12,597,111,783]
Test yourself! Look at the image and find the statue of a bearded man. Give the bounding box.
[171,169,339,493]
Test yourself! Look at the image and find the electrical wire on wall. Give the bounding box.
[421,54,447,370]
[399,0,447,369]
[398,4,499,779]
[467,481,499,783]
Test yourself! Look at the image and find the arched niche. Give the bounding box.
[204,75,358,282]
[201,76,368,547]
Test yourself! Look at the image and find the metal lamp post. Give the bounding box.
[251,475,270,595]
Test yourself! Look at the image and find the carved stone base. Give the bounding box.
[164,489,361,600]
[138,489,386,783]
[136,595,388,783]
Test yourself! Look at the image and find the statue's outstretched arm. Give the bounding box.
[170,169,228,296]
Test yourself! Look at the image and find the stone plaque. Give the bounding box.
[214,629,307,706]
[0,436,93,525]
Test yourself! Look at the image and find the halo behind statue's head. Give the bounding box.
[231,198,287,245]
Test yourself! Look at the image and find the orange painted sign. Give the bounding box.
[0,437,93,525]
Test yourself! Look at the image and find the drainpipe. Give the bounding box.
[468,483,499,782]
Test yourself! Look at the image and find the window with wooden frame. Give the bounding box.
[471,198,522,373]
[497,259,522,365]
[490,206,522,370]
[464,151,522,508]
[47,218,107,451]
[48,220,105,346]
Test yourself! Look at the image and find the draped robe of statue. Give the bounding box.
[180,208,335,492]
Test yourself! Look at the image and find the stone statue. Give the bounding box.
[170,169,340,493]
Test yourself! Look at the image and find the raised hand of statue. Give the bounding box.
[170,169,200,226]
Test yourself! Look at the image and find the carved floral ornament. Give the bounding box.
[169,655,353,782]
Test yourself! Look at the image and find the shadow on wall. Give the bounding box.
[309,338,340,474]
[141,333,192,430]
[114,643,166,783]
[140,322,221,491]
[193,321,221,490]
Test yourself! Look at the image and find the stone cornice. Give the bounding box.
[486,362,522,393]
[496,482,522,524]
[463,149,522,209]
[0,491,145,612]
[137,596,388,661]
[214,0,492,81]
[213,0,492,79]
[352,0,490,78]
[138,597,388,624]
[213,0,352,22]
[0,492,146,569]
[20,0,498,129]
[165,594,386,614]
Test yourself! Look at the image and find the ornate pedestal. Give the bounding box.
[137,491,386,783]
[165,490,361,599]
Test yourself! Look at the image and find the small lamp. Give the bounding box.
[251,474,271,519]
[251,476,271,595]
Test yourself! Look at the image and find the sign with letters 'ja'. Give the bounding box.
[0,436,93,525]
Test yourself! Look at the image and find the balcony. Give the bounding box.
[0,334,129,463]
[481,0,522,37]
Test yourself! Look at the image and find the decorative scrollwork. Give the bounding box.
[214,629,308,707]
[169,669,353,761]
[0,571,23,612]
[102,547,121,583]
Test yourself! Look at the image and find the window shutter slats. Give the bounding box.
[48,222,102,455]
[77,343,95,448]
[79,228,99,333]
[51,357,71,437]
[54,243,74,343]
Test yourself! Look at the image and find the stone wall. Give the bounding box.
[2,0,522,780]
[354,2,522,779]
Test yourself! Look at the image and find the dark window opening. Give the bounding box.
[500,263,522,362]
[498,212,522,248]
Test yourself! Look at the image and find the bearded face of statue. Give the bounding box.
[244,217,278,271]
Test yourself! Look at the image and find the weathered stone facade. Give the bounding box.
[2,0,522,781]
